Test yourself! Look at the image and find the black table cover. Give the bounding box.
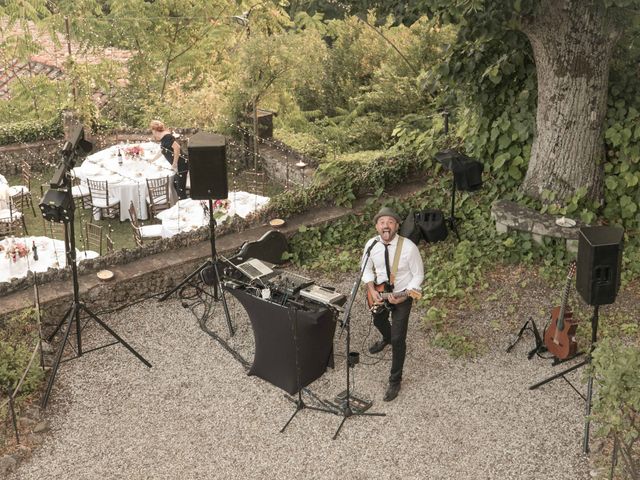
[228,288,336,395]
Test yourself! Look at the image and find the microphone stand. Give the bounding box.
[333,239,386,440]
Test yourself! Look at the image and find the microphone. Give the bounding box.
[365,238,379,255]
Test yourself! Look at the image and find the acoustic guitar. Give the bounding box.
[366,283,422,313]
[544,261,579,360]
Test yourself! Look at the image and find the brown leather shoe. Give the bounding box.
[383,383,401,402]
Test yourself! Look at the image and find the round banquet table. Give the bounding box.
[72,142,177,222]
[156,191,270,238]
[0,236,86,283]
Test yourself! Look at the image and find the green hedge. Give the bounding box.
[0,117,63,145]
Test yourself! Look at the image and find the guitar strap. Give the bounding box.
[389,236,404,286]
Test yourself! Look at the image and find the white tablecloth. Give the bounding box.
[72,142,176,222]
[0,236,86,283]
[0,174,7,185]
[156,191,270,238]
[0,183,11,210]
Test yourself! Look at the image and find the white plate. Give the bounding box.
[555,217,576,228]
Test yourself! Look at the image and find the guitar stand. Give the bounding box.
[506,317,546,359]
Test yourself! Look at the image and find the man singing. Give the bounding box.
[362,207,424,402]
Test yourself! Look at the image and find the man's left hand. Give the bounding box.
[387,294,407,304]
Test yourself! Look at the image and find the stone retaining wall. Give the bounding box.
[0,213,255,298]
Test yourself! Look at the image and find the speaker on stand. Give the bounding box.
[576,226,623,454]
[528,226,624,454]
[159,131,234,336]
[187,131,228,200]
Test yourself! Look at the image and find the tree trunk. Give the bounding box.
[520,0,621,202]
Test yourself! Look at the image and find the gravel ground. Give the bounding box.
[9,271,594,480]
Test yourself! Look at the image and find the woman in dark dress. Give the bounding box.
[150,120,188,199]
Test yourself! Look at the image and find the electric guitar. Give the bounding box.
[543,261,579,360]
[366,283,422,313]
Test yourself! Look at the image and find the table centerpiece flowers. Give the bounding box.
[4,239,29,262]
[124,145,144,158]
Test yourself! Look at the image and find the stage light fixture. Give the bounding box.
[39,189,73,223]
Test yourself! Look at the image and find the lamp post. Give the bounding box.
[296,160,307,189]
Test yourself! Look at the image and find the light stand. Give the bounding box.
[439,112,460,240]
[434,150,465,241]
[333,243,385,440]
[40,135,151,409]
[159,198,234,337]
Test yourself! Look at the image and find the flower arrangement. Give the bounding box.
[202,199,230,221]
[124,145,144,157]
[5,240,29,262]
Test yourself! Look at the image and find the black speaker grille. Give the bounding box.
[576,226,624,306]
[187,132,228,200]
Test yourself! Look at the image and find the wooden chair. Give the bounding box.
[128,201,162,247]
[70,174,91,209]
[146,176,171,219]
[87,179,120,220]
[42,217,65,241]
[84,222,103,256]
[11,191,32,223]
[0,214,25,239]
[9,161,36,216]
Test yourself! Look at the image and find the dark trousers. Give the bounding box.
[175,161,188,199]
[372,298,412,385]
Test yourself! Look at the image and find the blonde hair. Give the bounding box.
[149,120,165,132]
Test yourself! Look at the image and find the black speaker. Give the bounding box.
[576,226,624,306]
[416,209,448,243]
[187,132,228,199]
[452,159,483,191]
[399,211,422,245]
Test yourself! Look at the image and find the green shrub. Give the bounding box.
[0,309,44,398]
[0,117,63,146]
[592,339,640,479]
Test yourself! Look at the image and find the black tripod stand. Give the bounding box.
[434,149,464,241]
[41,169,151,409]
[529,306,600,454]
[333,241,385,440]
[159,198,234,337]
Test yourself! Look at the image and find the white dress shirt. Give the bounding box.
[362,234,424,293]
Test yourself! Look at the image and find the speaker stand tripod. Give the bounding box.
[41,181,151,409]
[529,305,600,454]
[159,198,234,337]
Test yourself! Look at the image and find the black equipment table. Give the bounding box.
[227,287,336,395]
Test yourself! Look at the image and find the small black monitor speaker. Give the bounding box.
[188,132,228,199]
[452,159,483,191]
[576,226,624,306]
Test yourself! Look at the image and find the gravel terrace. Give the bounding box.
[8,270,598,480]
